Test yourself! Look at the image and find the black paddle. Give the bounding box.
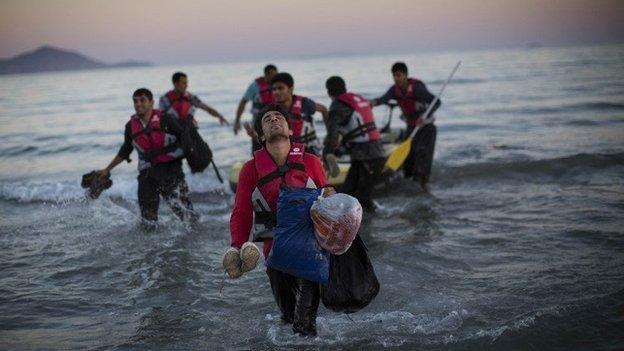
[212,160,224,184]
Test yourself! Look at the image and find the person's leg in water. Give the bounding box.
[353,157,385,212]
[163,177,197,222]
[412,124,437,190]
[158,164,198,222]
[292,277,320,336]
[402,126,417,179]
[339,159,361,198]
[137,170,159,230]
[266,267,297,323]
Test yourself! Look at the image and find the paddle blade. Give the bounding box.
[385,138,412,171]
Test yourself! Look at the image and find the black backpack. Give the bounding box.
[179,118,213,173]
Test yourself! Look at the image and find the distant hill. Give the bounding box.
[0,46,151,75]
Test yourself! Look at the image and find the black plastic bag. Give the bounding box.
[180,119,213,173]
[321,235,380,313]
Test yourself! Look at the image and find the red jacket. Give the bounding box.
[230,147,327,257]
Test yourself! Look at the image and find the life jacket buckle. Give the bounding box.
[277,164,290,176]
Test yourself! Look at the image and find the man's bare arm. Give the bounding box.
[199,102,229,125]
[315,102,329,124]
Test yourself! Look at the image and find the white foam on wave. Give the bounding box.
[185,171,230,194]
[265,309,468,348]
[466,308,556,343]
[0,171,229,203]
[0,180,84,203]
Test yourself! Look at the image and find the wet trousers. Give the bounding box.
[403,124,437,184]
[339,157,386,212]
[137,161,197,223]
[266,267,320,336]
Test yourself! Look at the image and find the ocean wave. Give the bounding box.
[2,145,38,156]
[4,130,117,141]
[568,102,624,111]
[435,152,624,183]
[486,101,624,115]
[0,143,113,157]
[563,119,603,126]
[3,152,621,202]
[429,78,485,85]
[0,171,228,203]
[0,181,84,203]
[561,81,624,93]
[267,309,467,348]
[551,58,615,68]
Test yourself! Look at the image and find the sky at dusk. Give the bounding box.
[1,0,623,64]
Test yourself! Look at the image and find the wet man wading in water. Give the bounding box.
[97,88,196,227]
[225,103,335,336]
[370,62,441,190]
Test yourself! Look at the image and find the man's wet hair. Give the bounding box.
[255,103,291,141]
[270,72,294,88]
[133,88,153,101]
[325,76,347,97]
[264,64,278,75]
[391,62,408,74]
[172,72,187,83]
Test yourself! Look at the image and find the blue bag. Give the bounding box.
[266,186,330,285]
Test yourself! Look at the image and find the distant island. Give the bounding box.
[0,46,151,75]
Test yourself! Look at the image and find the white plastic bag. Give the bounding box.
[310,193,362,255]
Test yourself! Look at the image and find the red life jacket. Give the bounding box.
[394,78,425,127]
[251,143,317,241]
[130,109,184,170]
[336,92,380,144]
[255,76,275,105]
[165,90,194,120]
[288,95,317,146]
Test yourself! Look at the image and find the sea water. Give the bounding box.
[0,44,623,350]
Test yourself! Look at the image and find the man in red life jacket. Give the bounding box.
[233,64,278,153]
[370,62,441,190]
[227,103,335,336]
[96,88,196,227]
[324,76,386,212]
[159,72,229,127]
[247,72,328,156]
